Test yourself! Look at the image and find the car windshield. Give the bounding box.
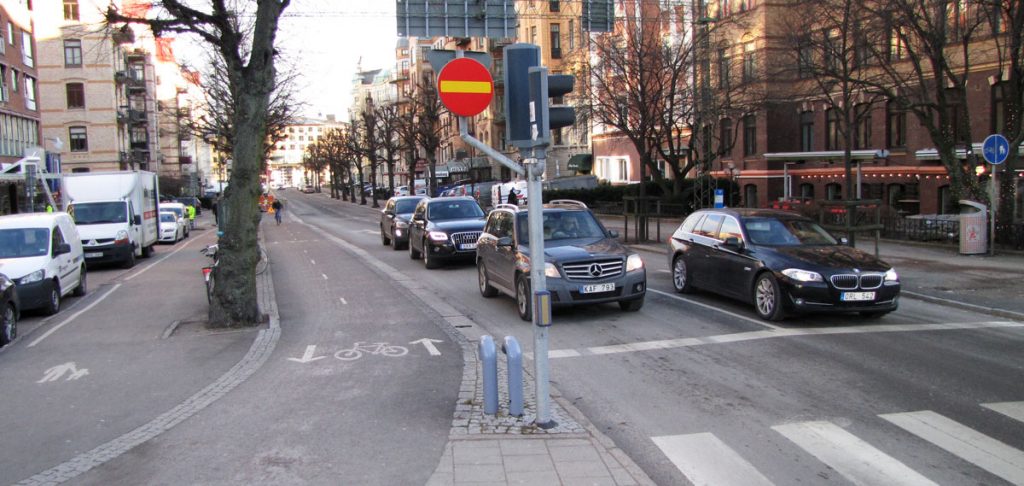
[395,199,421,214]
[517,211,607,242]
[743,217,838,246]
[160,213,177,223]
[428,201,484,220]
[70,202,127,225]
[163,206,183,218]
[0,228,50,258]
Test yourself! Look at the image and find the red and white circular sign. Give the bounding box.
[436,58,494,117]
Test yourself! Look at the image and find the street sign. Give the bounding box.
[982,134,1010,165]
[436,58,494,117]
[714,189,725,208]
[396,0,516,38]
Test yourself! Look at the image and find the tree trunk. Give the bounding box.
[370,158,380,208]
[427,152,438,197]
[358,165,366,205]
[387,160,395,196]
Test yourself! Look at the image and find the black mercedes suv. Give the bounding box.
[408,197,487,269]
[475,200,647,321]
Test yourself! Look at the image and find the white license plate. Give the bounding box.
[581,283,616,294]
[459,243,477,250]
[85,252,103,259]
[841,291,876,302]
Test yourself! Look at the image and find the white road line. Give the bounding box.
[773,421,938,486]
[310,259,316,265]
[548,321,1023,359]
[321,273,329,280]
[652,433,774,486]
[657,269,671,273]
[881,410,1024,485]
[340,298,348,305]
[982,402,1024,424]
[28,284,122,347]
[648,289,783,330]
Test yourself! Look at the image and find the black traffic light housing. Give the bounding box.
[528,66,576,148]
[503,44,541,149]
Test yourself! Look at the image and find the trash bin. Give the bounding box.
[958,200,988,255]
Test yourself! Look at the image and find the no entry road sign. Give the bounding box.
[437,58,493,117]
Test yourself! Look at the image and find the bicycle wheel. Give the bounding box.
[256,247,270,275]
[205,272,215,304]
[382,345,408,357]
[334,348,363,361]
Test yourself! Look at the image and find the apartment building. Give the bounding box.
[0,0,41,165]
[267,116,346,189]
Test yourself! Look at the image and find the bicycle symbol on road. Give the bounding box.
[334,342,408,361]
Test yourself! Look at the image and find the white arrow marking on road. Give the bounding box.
[38,362,89,383]
[288,345,327,364]
[410,338,444,356]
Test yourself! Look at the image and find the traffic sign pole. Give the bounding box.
[982,134,1009,255]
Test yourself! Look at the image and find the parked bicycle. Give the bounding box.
[334,342,408,361]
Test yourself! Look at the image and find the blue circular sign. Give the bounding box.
[982,134,1010,165]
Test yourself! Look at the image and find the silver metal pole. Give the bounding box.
[525,153,552,427]
[991,162,998,256]
[783,163,789,200]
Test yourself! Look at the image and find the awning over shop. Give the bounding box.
[566,154,593,173]
[447,162,469,173]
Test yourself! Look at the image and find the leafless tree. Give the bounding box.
[107,0,292,327]
[374,102,404,195]
[412,74,446,197]
[302,142,328,192]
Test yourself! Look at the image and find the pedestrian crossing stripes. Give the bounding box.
[652,401,1024,486]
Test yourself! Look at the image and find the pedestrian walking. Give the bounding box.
[272,199,283,225]
[186,204,197,229]
[507,188,518,206]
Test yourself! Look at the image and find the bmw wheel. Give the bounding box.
[753,273,785,321]
[515,274,532,322]
[672,256,694,294]
[0,303,16,346]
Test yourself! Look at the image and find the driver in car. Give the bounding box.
[552,216,580,239]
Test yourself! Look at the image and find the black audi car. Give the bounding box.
[668,208,900,321]
[408,197,486,269]
[380,195,427,250]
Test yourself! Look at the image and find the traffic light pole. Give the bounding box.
[458,117,556,428]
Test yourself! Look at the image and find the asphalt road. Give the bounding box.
[289,191,1024,486]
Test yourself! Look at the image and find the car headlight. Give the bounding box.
[18,269,45,285]
[884,268,899,282]
[626,254,644,272]
[428,231,449,242]
[782,268,824,282]
[115,229,130,244]
[544,262,560,278]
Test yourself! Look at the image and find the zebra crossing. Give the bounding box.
[652,401,1024,486]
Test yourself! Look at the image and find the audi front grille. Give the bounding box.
[450,231,481,246]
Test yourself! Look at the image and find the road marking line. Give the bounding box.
[652,433,774,486]
[28,284,122,347]
[321,273,329,280]
[657,269,670,273]
[773,421,938,486]
[549,321,1023,359]
[880,410,1024,485]
[982,402,1024,423]
[310,259,316,265]
[649,289,782,330]
[340,298,348,305]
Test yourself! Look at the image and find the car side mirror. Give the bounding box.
[497,236,513,247]
[54,243,72,255]
[607,229,619,239]
[723,236,745,252]
[133,215,142,225]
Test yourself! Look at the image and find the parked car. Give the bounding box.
[0,213,87,315]
[668,208,900,321]
[476,200,646,320]
[395,185,410,197]
[0,273,18,347]
[303,185,316,193]
[159,202,190,238]
[158,211,185,243]
[380,195,427,250]
[407,197,486,269]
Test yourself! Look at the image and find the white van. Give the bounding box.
[0,213,86,315]
[63,171,159,268]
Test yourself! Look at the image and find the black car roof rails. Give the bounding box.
[493,203,521,212]
[548,199,588,209]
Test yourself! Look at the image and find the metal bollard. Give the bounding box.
[504,336,524,417]
[479,335,498,415]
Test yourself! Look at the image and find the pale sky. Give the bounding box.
[177,0,399,123]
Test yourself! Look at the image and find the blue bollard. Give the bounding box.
[504,336,524,417]
[479,335,498,415]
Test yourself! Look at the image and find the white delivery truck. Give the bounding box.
[62,171,159,268]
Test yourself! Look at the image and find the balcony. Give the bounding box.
[116,108,129,124]
[128,109,147,124]
[179,156,193,166]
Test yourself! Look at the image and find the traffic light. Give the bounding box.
[528,66,576,147]
[503,44,541,149]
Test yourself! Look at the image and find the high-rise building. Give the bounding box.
[0,0,41,165]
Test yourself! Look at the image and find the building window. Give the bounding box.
[66,83,85,109]
[569,20,575,50]
[550,24,561,59]
[797,39,813,79]
[549,0,560,12]
[944,88,966,144]
[64,39,83,67]
[826,183,842,200]
[0,65,7,102]
[742,42,755,82]
[0,27,5,55]
[854,104,872,149]
[596,157,630,183]
[64,0,80,20]
[6,22,14,45]
[888,26,906,61]
[886,101,906,148]
[825,108,839,150]
[743,115,756,156]
[69,126,88,152]
[744,184,757,208]
[21,31,33,68]
[719,118,732,156]
[938,185,954,214]
[530,26,537,45]
[800,111,814,152]
[24,76,36,110]
[717,48,730,90]
[799,183,814,202]
[992,82,1006,134]
[720,0,731,16]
